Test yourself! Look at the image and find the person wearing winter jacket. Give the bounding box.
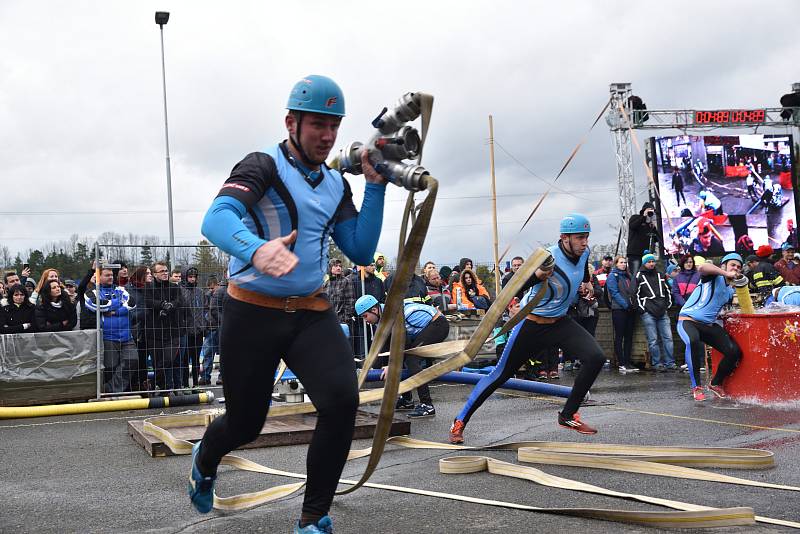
[0,284,36,334]
[451,269,491,310]
[634,254,676,371]
[142,261,183,392]
[672,255,701,307]
[322,259,355,324]
[626,202,660,276]
[85,267,138,393]
[200,279,226,386]
[34,279,77,332]
[178,266,207,390]
[605,256,638,373]
[563,269,603,372]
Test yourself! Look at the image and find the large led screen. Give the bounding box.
[651,134,797,257]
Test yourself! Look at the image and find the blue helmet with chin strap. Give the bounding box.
[559,213,591,234]
[355,295,379,316]
[286,75,345,117]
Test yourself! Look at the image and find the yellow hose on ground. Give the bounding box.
[0,392,213,419]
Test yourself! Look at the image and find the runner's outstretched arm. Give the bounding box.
[332,181,386,265]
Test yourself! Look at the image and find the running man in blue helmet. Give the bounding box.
[189,75,387,534]
[449,213,606,443]
[677,253,744,402]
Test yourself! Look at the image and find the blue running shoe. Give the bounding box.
[188,440,216,513]
[294,516,334,533]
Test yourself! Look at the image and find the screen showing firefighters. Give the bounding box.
[651,134,797,257]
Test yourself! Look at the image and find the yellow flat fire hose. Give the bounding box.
[145,417,800,528]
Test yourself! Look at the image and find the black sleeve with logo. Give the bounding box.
[216,152,278,207]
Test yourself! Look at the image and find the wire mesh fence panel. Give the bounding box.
[92,244,228,397]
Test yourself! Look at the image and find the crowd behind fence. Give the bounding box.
[5,239,795,401]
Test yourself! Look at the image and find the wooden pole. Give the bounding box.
[489,115,501,296]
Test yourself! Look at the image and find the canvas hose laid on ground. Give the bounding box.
[146,415,800,529]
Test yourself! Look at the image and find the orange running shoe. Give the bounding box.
[692,386,706,401]
[449,419,465,444]
[557,412,597,435]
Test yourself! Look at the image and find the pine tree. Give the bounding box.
[141,244,153,266]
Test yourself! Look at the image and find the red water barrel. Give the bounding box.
[711,312,800,402]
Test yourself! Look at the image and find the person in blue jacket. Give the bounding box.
[449,214,606,444]
[605,255,639,374]
[84,267,138,393]
[188,75,387,534]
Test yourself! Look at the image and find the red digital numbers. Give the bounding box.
[694,109,765,124]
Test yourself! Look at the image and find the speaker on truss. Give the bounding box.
[779,91,800,121]
[628,95,649,125]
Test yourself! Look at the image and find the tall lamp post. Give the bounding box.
[155,11,176,268]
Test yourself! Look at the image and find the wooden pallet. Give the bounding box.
[128,410,411,457]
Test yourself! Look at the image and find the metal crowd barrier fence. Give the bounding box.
[92,243,228,398]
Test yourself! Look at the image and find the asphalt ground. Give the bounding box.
[2,368,800,534]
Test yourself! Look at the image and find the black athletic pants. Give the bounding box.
[400,315,449,406]
[197,297,358,519]
[457,316,604,423]
[563,314,599,363]
[611,309,636,367]
[677,320,742,389]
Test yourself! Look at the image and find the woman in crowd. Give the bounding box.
[452,269,491,310]
[0,284,37,333]
[34,279,77,332]
[32,268,61,304]
[127,266,152,391]
[606,255,639,373]
[672,254,701,307]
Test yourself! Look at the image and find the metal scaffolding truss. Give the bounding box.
[626,107,799,130]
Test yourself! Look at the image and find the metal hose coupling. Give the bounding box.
[336,92,432,192]
[731,274,750,288]
[540,253,556,271]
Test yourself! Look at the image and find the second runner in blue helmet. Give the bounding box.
[355,294,380,317]
[285,74,345,167]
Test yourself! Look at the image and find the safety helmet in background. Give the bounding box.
[698,190,708,199]
[355,295,379,316]
[720,253,743,266]
[559,213,591,234]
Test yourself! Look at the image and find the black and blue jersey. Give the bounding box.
[201,142,385,297]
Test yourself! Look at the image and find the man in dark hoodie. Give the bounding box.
[179,266,206,390]
[143,261,183,392]
[634,253,676,371]
[627,202,660,276]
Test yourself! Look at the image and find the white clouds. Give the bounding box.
[0,0,797,264]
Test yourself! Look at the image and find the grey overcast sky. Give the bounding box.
[1,0,798,265]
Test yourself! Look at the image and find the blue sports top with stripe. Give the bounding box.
[201,142,386,297]
[377,302,439,340]
[520,243,590,318]
[679,274,734,324]
[402,302,439,340]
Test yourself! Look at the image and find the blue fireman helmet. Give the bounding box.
[559,213,591,234]
[286,75,345,117]
[720,252,743,266]
[698,190,708,199]
[355,295,379,316]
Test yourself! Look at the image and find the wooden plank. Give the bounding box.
[129,410,411,457]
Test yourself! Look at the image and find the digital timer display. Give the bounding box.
[694,109,766,124]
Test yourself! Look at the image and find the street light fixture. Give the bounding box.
[155,11,176,268]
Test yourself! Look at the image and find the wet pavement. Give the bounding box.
[2,368,800,533]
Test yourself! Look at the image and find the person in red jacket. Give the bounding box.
[594,255,613,287]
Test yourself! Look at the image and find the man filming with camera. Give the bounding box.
[627,202,660,276]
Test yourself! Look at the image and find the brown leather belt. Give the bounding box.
[525,313,562,325]
[227,282,330,313]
